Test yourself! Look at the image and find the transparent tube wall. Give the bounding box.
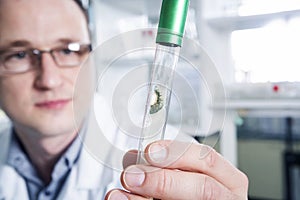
[137,44,180,164]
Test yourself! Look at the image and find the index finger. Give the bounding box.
[144,140,248,195]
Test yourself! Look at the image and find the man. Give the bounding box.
[0,0,248,199]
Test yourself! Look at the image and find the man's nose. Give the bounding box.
[34,53,63,89]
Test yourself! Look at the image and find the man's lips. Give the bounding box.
[35,99,71,109]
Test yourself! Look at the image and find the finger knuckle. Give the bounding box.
[203,146,217,170]
[199,176,218,200]
[239,171,249,189]
[155,170,172,197]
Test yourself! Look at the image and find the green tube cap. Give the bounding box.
[156,0,189,46]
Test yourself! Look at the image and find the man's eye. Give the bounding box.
[6,51,27,60]
[60,49,76,55]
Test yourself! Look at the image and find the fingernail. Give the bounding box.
[124,166,145,187]
[108,190,128,200]
[148,143,167,163]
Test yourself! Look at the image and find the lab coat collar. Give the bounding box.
[0,123,115,192]
[75,146,113,190]
[0,127,11,166]
[74,111,115,190]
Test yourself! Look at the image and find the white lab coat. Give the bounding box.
[0,125,122,200]
[0,95,193,200]
[0,96,125,200]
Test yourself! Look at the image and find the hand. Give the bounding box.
[105,140,248,200]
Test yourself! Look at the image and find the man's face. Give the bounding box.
[0,0,90,137]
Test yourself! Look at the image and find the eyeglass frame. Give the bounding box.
[0,43,92,75]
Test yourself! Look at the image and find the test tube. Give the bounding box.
[137,0,189,164]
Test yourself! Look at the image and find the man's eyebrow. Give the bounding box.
[0,39,89,51]
[8,40,31,47]
[57,38,81,44]
[57,38,91,45]
[4,39,77,46]
[0,40,31,50]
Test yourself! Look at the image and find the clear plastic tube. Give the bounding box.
[137,44,180,164]
[136,0,189,164]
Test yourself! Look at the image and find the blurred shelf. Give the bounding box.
[214,99,300,109]
[206,9,300,30]
[213,99,300,117]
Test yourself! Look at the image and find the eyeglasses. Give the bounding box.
[0,43,92,75]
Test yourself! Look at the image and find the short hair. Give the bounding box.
[73,0,92,40]
[73,0,89,22]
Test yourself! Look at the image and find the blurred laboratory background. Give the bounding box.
[2,0,300,199]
